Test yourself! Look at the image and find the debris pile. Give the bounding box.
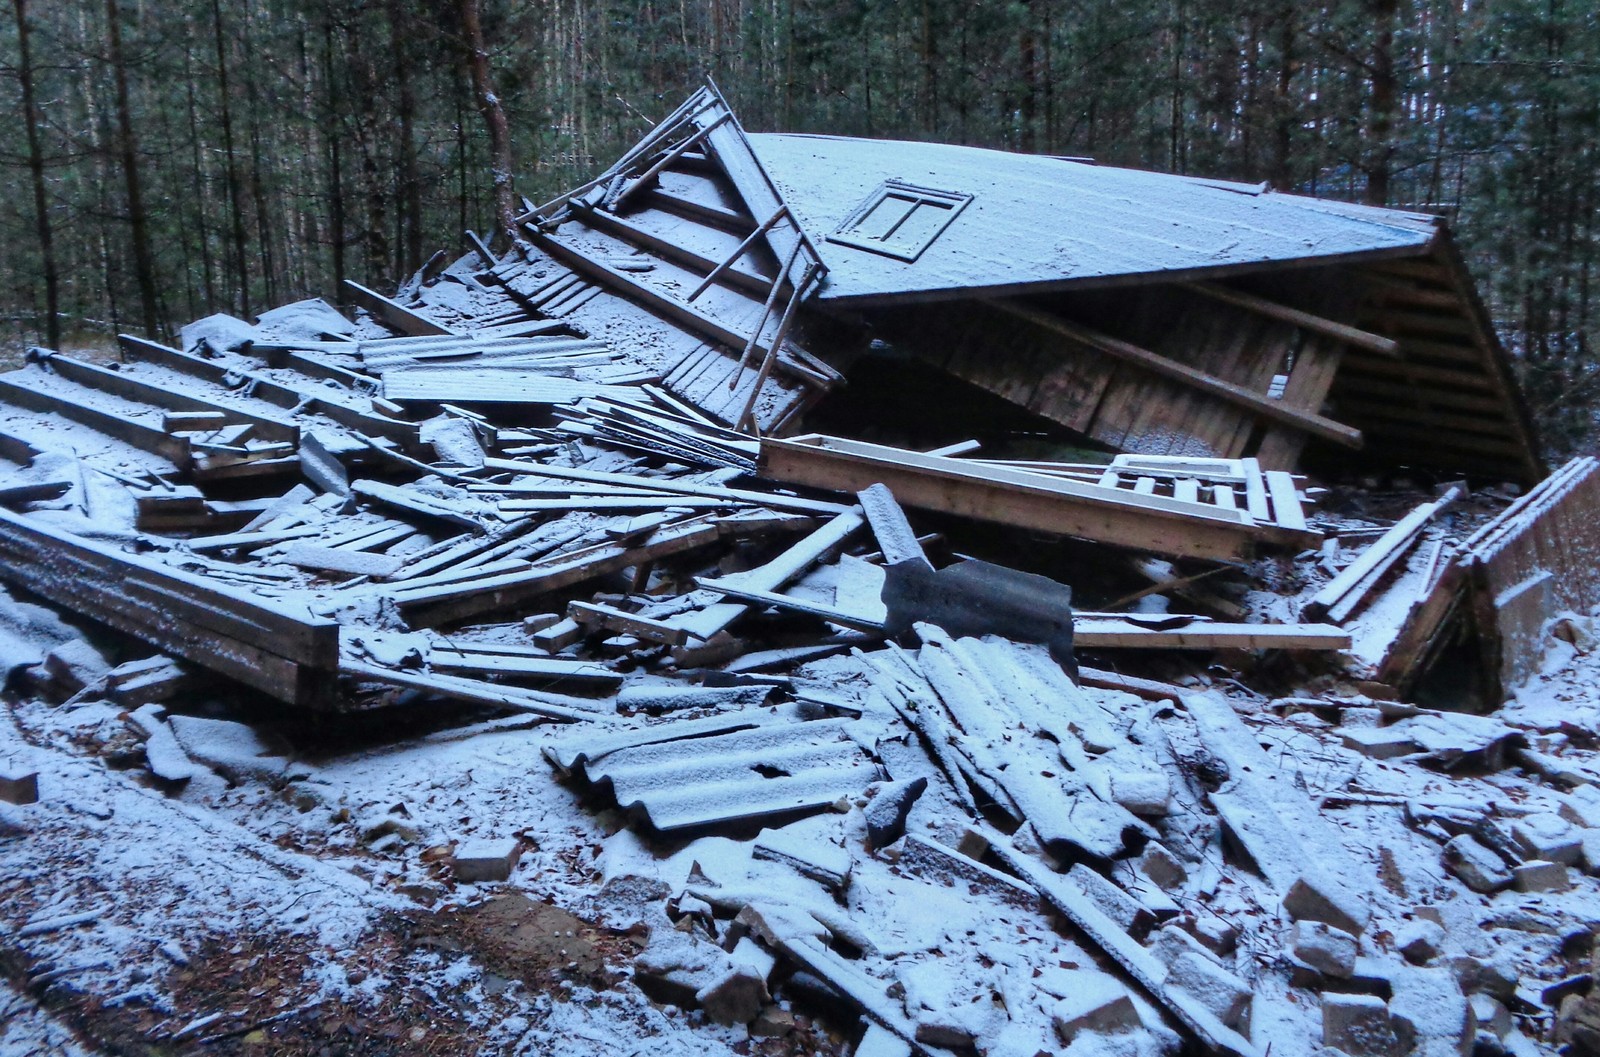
[2,83,1599,1057]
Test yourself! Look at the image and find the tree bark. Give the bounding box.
[13,0,60,348]
[1364,0,1398,205]
[458,0,518,242]
[211,0,251,317]
[106,0,161,338]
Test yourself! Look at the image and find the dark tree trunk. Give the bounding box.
[13,0,60,348]
[1364,0,1398,205]
[106,0,161,338]
[211,0,251,317]
[458,0,518,242]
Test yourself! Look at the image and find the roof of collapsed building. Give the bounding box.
[3,81,1599,1057]
[748,132,1442,304]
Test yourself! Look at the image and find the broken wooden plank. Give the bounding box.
[857,483,930,568]
[760,435,1318,562]
[1073,619,1350,650]
[0,506,338,707]
[480,457,850,517]
[989,301,1363,448]
[1304,487,1460,622]
[398,519,723,627]
[1182,281,1400,356]
[339,658,599,722]
[343,280,455,337]
[567,600,691,646]
[693,577,888,634]
[276,545,405,579]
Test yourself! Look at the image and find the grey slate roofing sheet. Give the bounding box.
[746,132,1440,304]
[549,710,881,831]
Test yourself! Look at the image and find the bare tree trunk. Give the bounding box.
[211,0,251,317]
[13,0,60,348]
[458,0,518,242]
[1364,0,1397,205]
[106,0,161,338]
[390,0,423,274]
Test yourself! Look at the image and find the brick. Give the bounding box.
[0,765,38,805]
[1512,859,1570,893]
[1512,812,1582,865]
[1292,920,1359,978]
[1340,726,1419,759]
[451,838,520,883]
[1051,971,1139,1042]
[1321,993,1404,1057]
[1441,835,1511,894]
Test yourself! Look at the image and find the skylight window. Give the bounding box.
[827,181,972,262]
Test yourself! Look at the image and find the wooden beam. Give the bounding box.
[760,434,1320,561]
[480,456,851,516]
[397,518,723,627]
[687,205,788,301]
[610,112,731,209]
[567,600,691,646]
[569,203,773,300]
[1183,281,1400,356]
[343,280,455,337]
[1073,618,1350,650]
[0,374,190,465]
[989,301,1363,448]
[41,352,298,443]
[523,227,836,389]
[0,506,339,707]
[1305,489,1460,622]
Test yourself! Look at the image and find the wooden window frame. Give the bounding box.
[826,180,972,263]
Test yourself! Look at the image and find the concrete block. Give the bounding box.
[1111,771,1170,816]
[1051,971,1140,1042]
[855,1023,913,1057]
[750,1005,795,1037]
[1321,993,1403,1057]
[451,838,520,882]
[695,964,767,1026]
[1340,726,1419,759]
[1183,913,1238,956]
[1558,786,1600,829]
[1283,869,1372,935]
[1292,920,1359,978]
[1512,813,1582,865]
[1389,966,1474,1057]
[1138,842,1187,891]
[863,777,926,850]
[1468,994,1510,1039]
[1395,919,1445,965]
[1441,835,1511,893]
[0,765,38,805]
[1167,951,1251,1028]
[1512,859,1570,893]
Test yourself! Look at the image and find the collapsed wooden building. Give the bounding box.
[3,82,1598,1057]
[521,83,1542,485]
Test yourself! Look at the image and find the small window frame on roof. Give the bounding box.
[826,180,972,263]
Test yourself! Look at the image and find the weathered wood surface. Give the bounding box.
[760,434,1319,561]
[0,506,339,707]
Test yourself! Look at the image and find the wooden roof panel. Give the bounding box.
[747,133,1440,304]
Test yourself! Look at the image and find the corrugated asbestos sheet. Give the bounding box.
[749,133,1439,304]
[546,708,880,831]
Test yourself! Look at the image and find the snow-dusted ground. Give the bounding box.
[6,604,1600,1055]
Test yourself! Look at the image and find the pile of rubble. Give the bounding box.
[2,91,1600,1057]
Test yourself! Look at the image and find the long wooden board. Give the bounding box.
[0,507,339,707]
[759,434,1320,561]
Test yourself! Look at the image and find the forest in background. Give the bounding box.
[2,0,1597,448]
